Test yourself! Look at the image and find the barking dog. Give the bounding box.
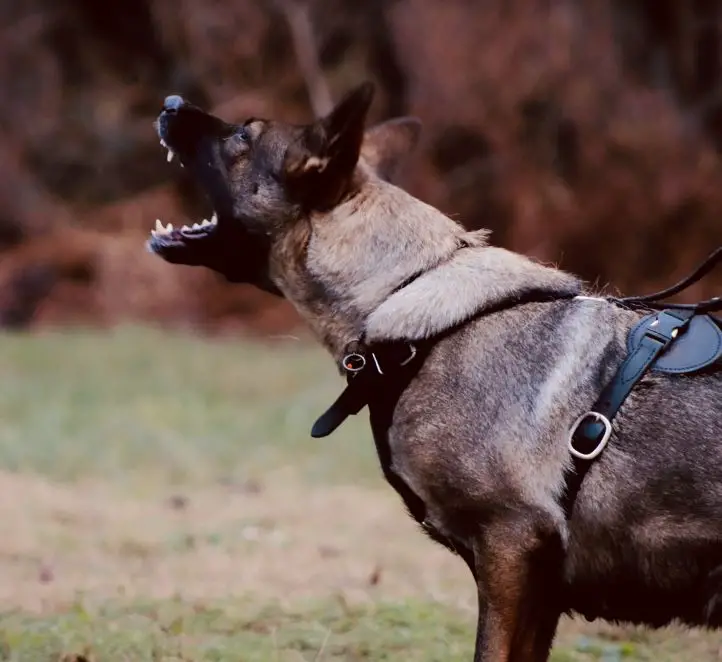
[147,83,722,662]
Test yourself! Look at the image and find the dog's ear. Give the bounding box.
[360,117,422,181]
[284,82,375,208]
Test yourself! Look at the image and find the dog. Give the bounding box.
[147,83,722,662]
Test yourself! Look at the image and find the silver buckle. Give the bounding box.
[342,353,366,373]
[568,411,612,461]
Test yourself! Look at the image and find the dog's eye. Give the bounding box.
[224,128,250,156]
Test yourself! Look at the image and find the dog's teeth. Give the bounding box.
[181,224,191,231]
[152,219,177,235]
[160,139,167,148]
[167,150,174,163]
[151,230,157,238]
[192,222,201,230]
[201,218,211,228]
[211,212,218,225]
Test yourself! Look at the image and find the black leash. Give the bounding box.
[608,246,722,313]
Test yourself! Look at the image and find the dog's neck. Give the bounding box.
[364,244,583,343]
[273,177,582,363]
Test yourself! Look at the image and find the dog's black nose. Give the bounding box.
[162,95,184,114]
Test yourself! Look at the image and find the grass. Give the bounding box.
[0,326,377,487]
[0,325,719,660]
[0,599,476,661]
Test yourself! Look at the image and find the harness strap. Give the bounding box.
[561,308,695,519]
[311,248,722,529]
[311,342,421,438]
[311,371,373,438]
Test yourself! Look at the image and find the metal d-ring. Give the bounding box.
[342,352,366,374]
[568,411,612,461]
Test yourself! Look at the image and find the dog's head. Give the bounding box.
[147,82,581,353]
[147,83,421,293]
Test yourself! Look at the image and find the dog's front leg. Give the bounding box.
[472,515,564,662]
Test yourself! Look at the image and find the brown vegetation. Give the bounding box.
[2,0,722,332]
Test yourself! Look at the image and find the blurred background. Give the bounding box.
[3,2,722,659]
[3,0,722,336]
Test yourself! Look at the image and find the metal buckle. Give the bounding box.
[342,352,366,373]
[568,411,612,461]
[648,316,680,340]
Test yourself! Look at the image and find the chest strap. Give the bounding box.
[561,308,694,519]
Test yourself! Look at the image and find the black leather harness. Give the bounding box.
[311,340,427,439]
[312,247,722,521]
[561,306,722,518]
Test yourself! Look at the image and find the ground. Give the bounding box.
[0,327,720,661]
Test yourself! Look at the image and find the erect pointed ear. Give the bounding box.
[284,82,375,208]
[360,117,422,181]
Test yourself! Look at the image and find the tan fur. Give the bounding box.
[365,246,581,342]
[309,180,465,309]
[274,166,579,359]
[271,176,473,359]
[262,107,579,357]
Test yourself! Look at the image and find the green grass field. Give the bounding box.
[0,326,719,661]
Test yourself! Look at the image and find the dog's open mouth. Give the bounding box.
[145,95,280,293]
[146,97,229,261]
[149,209,218,248]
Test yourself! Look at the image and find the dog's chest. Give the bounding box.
[370,418,466,552]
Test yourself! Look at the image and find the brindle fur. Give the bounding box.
[148,83,722,662]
